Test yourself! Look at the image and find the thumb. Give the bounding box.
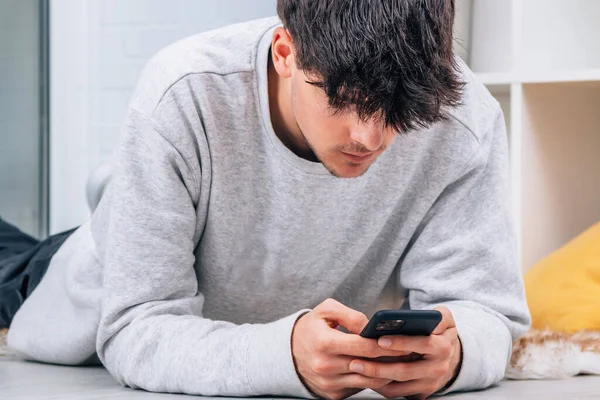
[314,298,369,334]
[432,306,456,335]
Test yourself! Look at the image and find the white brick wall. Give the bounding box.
[50,0,277,233]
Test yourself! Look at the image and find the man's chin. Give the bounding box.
[323,160,372,178]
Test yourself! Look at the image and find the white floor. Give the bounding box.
[2,355,600,399]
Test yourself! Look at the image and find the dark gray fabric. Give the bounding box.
[0,218,74,328]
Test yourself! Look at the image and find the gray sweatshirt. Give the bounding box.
[8,17,531,398]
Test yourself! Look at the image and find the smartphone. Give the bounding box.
[359,309,442,339]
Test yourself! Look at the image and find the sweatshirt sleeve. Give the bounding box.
[397,107,531,393]
[94,108,314,398]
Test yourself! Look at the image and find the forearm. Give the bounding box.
[98,308,313,397]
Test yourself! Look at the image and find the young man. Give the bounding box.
[3,1,530,399]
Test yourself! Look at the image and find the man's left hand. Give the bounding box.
[349,307,462,400]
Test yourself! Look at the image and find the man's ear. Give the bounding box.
[271,27,295,79]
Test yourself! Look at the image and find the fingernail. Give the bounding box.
[379,337,392,348]
[350,363,364,373]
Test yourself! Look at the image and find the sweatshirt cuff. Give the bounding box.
[435,318,480,395]
[433,304,511,395]
[245,309,316,399]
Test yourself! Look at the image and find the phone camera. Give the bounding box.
[375,319,405,331]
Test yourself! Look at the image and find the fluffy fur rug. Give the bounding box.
[0,328,10,357]
[506,329,600,379]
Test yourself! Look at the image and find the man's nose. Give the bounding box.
[349,124,384,152]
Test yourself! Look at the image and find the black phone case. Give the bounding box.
[359,310,442,338]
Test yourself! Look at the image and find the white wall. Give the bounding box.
[521,0,600,73]
[521,83,600,269]
[453,0,472,63]
[469,0,512,73]
[49,0,277,233]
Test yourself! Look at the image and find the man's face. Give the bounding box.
[290,70,398,178]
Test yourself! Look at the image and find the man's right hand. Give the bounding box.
[291,299,403,400]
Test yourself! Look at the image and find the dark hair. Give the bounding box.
[277,0,463,133]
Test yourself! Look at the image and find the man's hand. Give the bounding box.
[352,307,462,400]
[292,299,405,400]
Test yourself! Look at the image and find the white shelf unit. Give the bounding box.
[465,0,600,271]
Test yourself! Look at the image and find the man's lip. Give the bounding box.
[341,151,374,162]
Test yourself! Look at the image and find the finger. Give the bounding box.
[309,355,355,376]
[371,353,417,361]
[315,298,369,334]
[432,306,455,335]
[330,373,393,391]
[375,378,440,400]
[313,354,418,376]
[349,358,436,382]
[324,329,403,358]
[377,334,447,356]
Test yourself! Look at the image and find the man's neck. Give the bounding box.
[267,55,317,162]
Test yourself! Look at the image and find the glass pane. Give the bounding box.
[0,0,45,238]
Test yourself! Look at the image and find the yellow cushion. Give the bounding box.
[525,221,600,333]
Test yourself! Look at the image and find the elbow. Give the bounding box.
[96,325,164,393]
[98,340,143,391]
[96,324,133,387]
